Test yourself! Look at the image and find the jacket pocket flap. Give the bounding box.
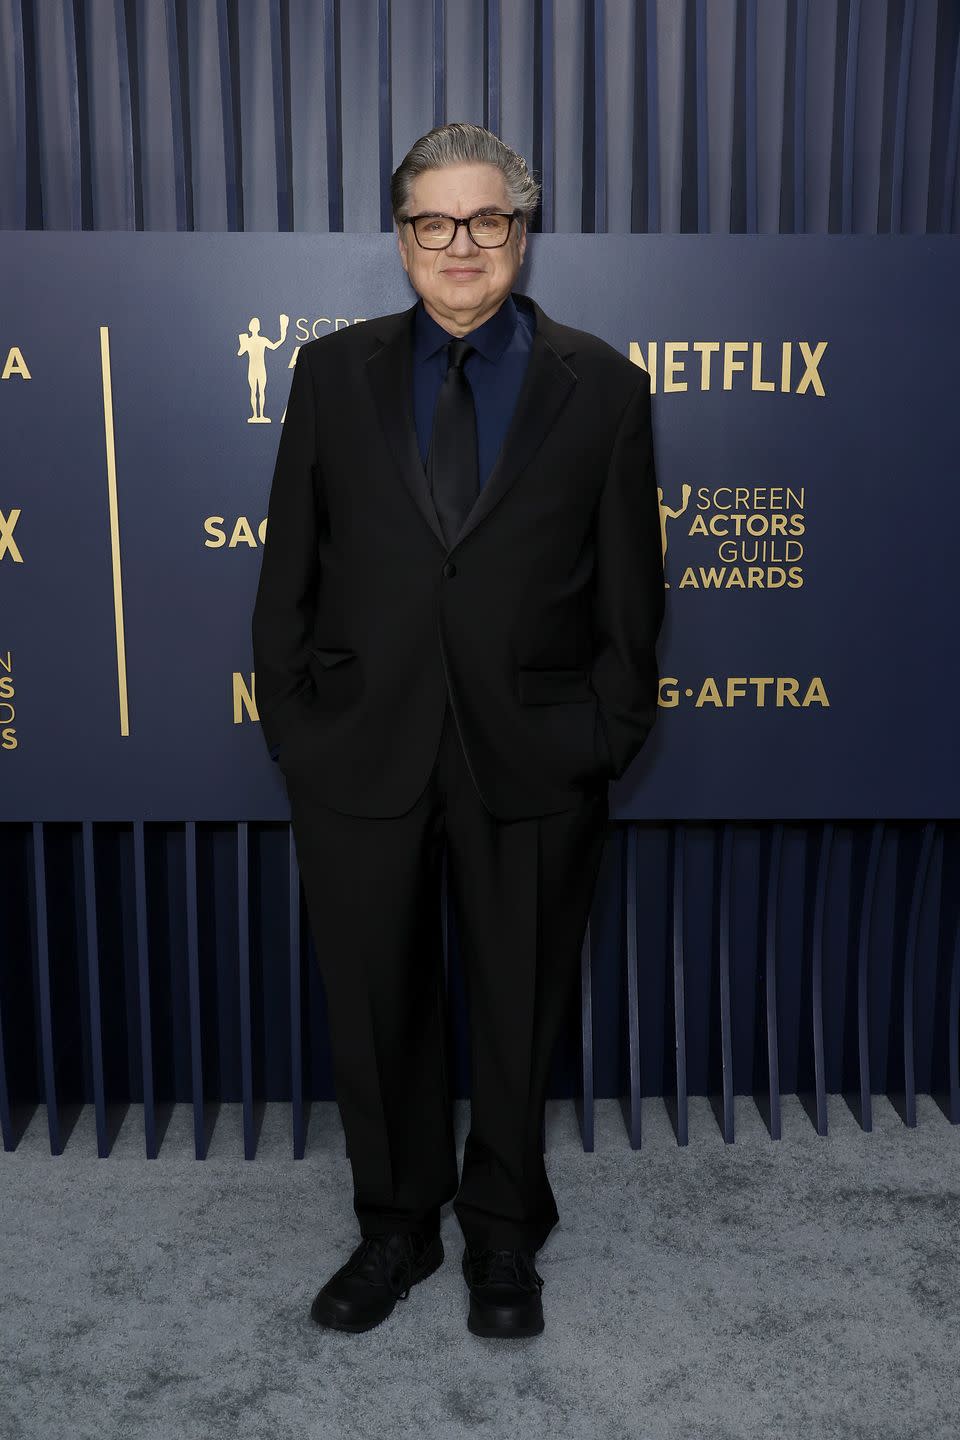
[518,666,592,705]
[310,646,356,668]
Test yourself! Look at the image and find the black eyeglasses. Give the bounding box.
[402,211,519,249]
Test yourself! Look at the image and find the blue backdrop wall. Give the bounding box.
[1,0,958,1161]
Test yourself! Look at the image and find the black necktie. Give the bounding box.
[427,338,479,548]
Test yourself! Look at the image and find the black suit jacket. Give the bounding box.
[251,291,665,820]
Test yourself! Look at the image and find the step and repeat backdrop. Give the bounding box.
[0,233,956,821]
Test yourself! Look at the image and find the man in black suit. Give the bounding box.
[251,122,664,1338]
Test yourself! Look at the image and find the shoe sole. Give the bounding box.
[310,1235,445,1333]
[467,1303,544,1338]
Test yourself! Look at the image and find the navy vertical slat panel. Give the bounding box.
[237,823,254,1159]
[793,0,809,233]
[743,0,757,232]
[111,0,138,229]
[630,0,656,232]
[81,821,109,1157]
[777,0,805,233]
[60,0,84,228]
[644,0,660,232]
[323,0,343,229]
[72,828,92,1122]
[850,821,884,1131]
[939,907,960,1123]
[120,838,141,1116]
[930,829,959,1123]
[851,0,884,234]
[680,0,705,232]
[893,821,936,1128]
[593,0,607,232]
[695,0,709,231]
[163,0,191,230]
[622,824,641,1148]
[731,0,747,231]
[670,822,688,1146]
[537,0,554,231]
[760,823,783,1141]
[941,21,960,232]
[0,854,11,1145]
[269,0,292,230]
[808,821,832,1136]
[216,0,242,231]
[576,920,595,1152]
[840,0,862,233]
[485,0,500,136]
[30,824,60,1152]
[12,0,28,227]
[377,0,392,231]
[714,823,734,1141]
[133,821,158,1158]
[289,825,306,1159]
[432,0,444,127]
[581,3,596,233]
[0,999,9,1152]
[185,821,206,1158]
[887,0,916,233]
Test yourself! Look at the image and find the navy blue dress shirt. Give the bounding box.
[269,291,535,762]
[412,289,535,485]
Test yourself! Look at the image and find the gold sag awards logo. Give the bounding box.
[210,311,365,548]
[630,336,829,712]
[223,311,365,726]
[237,313,291,422]
[1,344,28,753]
[234,311,367,428]
[629,338,827,594]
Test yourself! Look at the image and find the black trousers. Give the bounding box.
[287,699,609,1253]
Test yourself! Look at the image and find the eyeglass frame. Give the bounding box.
[400,209,521,249]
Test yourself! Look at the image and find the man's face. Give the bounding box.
[396,161,527,335]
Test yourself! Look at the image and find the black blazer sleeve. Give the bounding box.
[251,347,321,757]
[590,371,665,778]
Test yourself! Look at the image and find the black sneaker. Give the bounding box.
[461,1245,545,1338]
[310,1230,444,1333]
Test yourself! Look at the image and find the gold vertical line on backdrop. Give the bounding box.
[98,326,130,736]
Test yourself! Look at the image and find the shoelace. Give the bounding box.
[348,1235,418,1301]
[466,1247,544,1294]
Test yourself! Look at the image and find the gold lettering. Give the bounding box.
[0,509,23,562]
[629,340,656,392]
[751,341,774,392]
[1,347,31,380]
[663,341,688,393]
[796,341,827,395]
[723,342,749,389]
[692,341,719,389]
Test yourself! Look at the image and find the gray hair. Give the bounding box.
[391,123,541,229]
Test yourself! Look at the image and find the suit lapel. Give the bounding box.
[364,301,446,548]
[364,294,578,554]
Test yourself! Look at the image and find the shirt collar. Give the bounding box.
[412,291,519,365]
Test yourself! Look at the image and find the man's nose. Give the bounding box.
[448,222,480,256]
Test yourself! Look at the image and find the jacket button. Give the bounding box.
[442,560,457,577]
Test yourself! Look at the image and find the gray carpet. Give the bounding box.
[1,1095,958,1440]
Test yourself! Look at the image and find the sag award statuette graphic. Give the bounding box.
[658,483,692,589]
[238,313,290,423]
